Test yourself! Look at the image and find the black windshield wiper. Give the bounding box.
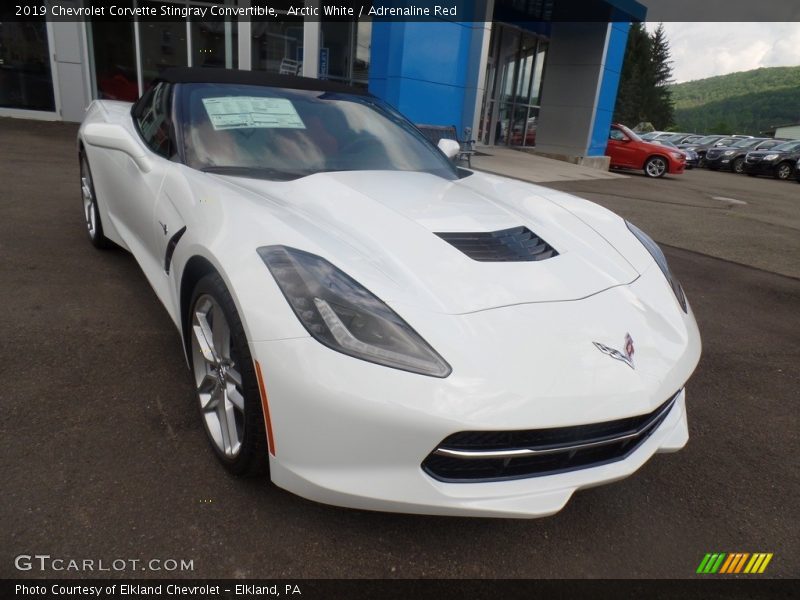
[200,166,312,181]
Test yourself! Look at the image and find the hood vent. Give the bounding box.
[436,226,558,262]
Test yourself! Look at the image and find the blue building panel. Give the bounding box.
[587,20,630,156]
[369,20,481,131]
[389,77,472,126]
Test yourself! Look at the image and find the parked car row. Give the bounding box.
[614,128,800,183]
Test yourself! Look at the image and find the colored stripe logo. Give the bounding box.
[697,553,773,574]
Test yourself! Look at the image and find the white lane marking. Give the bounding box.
[712,196,748,205]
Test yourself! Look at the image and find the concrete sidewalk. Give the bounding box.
[470,144,625,183]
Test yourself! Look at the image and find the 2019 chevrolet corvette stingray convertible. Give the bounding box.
[77,68,701,518]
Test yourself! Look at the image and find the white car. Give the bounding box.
[77,68,701,518]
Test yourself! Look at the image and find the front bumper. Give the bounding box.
[705,155,736,170]
[250,266,701,518]
[743,160,778,176]
[670,159,686,174]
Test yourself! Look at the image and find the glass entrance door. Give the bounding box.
[479,24,547,148]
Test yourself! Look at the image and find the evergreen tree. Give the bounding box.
[649,23,675,129]
[613,22,675,130]
[614,23,651,126]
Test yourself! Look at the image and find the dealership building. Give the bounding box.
[0,0,645,162]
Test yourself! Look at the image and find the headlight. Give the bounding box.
[684,146,697,151]
[763,154,779,161]
[670,152,683,159]
[258,246,452,377]
[625,222,687,313]
[722,150,736,156]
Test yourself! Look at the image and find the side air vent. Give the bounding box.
[436,226,558,262]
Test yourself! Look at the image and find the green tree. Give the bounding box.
[648,23,675,129]
[613,22,675,130]
[614,23,652,126]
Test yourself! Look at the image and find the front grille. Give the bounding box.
[422,391,680,483]
[747,155,762,163]
[436,226,558,262]
[706,149,723,159]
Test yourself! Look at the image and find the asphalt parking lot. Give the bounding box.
[1,118,798,579]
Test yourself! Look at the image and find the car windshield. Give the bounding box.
[696,136,722,144]
[178,83,459,181]
[772,140,800,152]
[682,136,703,144]
[614,124,642,142]
[732,138,762,148]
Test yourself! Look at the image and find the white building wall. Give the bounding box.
[775,125,800,140]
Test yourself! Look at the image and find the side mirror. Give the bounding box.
[82,122,152,173]
[437,138,461,160]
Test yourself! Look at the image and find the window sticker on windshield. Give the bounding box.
[201,96,306,130]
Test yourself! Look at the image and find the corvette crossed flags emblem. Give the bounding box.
[593,333,635,369]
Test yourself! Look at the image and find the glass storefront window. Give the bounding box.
[90,17,138,101]
[191,17,237,70]
[139,2,188,89]
[0,19,55,111]
[320,20,371,86]
[251,21,303,74]
[320,22,349,80]
[353,20,371,83]
[530,41,547,105]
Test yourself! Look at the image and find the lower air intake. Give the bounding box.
[422,391,680,483]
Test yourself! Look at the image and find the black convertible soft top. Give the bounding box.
[157,67,369,96]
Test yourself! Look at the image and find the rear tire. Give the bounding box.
[189,272,269,476]
[79,152,113,249]
[644,156,667,178]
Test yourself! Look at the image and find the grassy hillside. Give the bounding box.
[670,66,800,135]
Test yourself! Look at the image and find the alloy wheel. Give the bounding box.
[190,294,245,458]
[776,163,792,180]
[646,157,667,178]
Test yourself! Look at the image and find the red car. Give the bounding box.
[606,123,685,178]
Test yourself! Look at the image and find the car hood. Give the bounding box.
[746,150,793,158]
[208,170,640,314]
[641,141,678,154]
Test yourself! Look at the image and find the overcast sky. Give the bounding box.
[644,23,800,83]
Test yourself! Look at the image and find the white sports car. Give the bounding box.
[77,68,701,518]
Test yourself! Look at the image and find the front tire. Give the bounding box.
[644,156,667,178]
[775,162,794,180]
[732,157,745,174]
[189,273,269,476]
[79,152,113,249]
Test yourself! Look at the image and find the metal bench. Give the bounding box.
[415,124,476,167]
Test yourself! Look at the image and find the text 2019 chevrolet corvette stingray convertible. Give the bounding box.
[77,68,701,518]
